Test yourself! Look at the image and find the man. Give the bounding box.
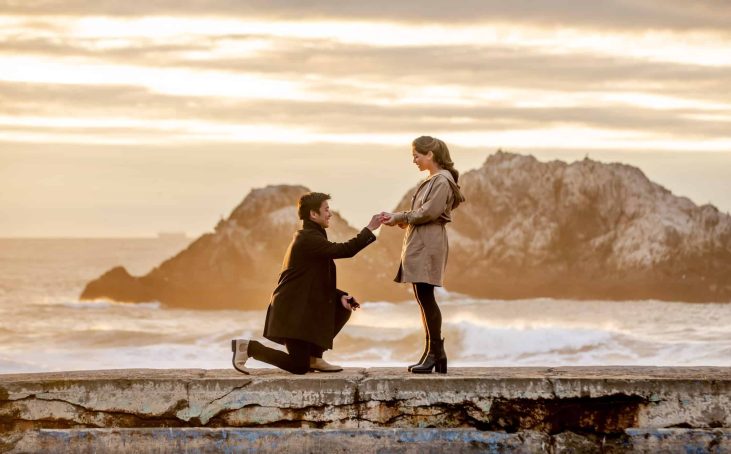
[231,192,382,374]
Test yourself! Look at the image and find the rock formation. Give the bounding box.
[81,185,406,310]
[440,151,731,301]
[81,151,731,308]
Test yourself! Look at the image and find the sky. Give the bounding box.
[1,0,730,237]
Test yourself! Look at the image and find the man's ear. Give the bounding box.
[309,209,318,220]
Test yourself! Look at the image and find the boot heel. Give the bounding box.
[435,358,448,374]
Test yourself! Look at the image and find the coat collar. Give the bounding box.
[303,218,328,237]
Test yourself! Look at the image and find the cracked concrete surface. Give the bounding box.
[1,367,730,452]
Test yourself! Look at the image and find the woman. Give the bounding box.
[382,136,465,374]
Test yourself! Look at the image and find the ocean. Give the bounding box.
[0,238,729,373]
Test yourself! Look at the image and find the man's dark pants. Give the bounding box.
[248,305,351,374]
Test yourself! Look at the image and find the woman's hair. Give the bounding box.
[412,136,459,183]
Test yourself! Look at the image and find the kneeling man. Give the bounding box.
[232,192,382,374]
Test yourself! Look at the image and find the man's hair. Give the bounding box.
[298,192,331,221]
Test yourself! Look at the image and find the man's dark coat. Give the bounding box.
[263,219,376,349]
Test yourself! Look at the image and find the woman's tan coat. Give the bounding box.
[392,169,465,286]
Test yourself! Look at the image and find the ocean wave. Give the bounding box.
[453,320,615,360]
[1,296,730,372]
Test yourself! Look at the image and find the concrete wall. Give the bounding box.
[2,367,730,452]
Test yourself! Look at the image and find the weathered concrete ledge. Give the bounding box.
[2,367,730,453]
[9,428,731,453]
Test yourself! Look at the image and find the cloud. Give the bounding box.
[2,81,730,144]
[2,29,730,99]
[2,2,730,238]
[0,6,729,149]
[2,0,730,33]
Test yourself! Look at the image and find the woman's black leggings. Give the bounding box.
[413,283,442,342]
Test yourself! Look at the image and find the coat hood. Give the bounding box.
[437,169,466,210]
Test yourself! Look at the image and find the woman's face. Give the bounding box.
[412,147,433,172]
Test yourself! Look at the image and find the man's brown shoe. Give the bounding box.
[309,357,343,372]
[231,339,250,374]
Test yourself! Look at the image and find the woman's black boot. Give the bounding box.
[411,338,447,374]
[407,336,430,372]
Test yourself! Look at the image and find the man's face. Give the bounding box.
[310,201,332,228]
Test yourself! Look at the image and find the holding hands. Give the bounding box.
[380,212,406,229]
[366,212,407,231]
[367,214,384,231]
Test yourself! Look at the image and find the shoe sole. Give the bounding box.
[411,365,448,374]
[308,368,343,373]
[231,339,250,375]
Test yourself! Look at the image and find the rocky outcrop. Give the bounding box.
[81,151,731,308]
[439,152,731,301]
[1,367,730,452]
[80,185,406,309]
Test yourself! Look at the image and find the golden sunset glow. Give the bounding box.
[1,1,730,236]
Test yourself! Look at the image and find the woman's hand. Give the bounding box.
[380,212,399,226]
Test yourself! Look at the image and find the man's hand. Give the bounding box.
[366,214,383,231]
[341,294,360,311]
